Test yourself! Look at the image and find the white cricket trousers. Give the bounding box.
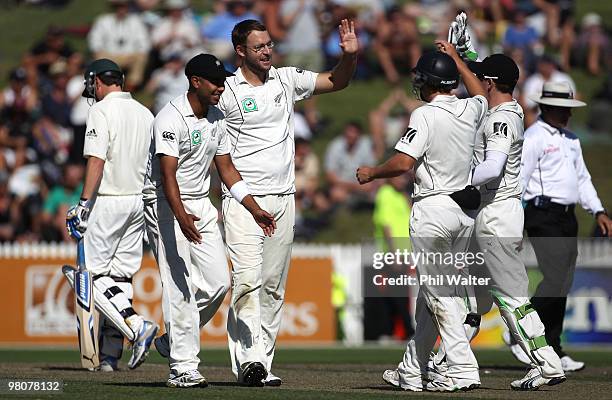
[223,194,294,380]
[144,197,230,374]
[85,194,144,277]
[397,195,479,384]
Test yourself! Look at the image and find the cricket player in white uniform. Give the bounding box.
[66,59,158,371]
[142,54,276,388]
[357,47,488,392]
[428,49,567,391]
[216,19,358,386]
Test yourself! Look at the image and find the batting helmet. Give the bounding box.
[82,58,124,98]
[412,51,459,92]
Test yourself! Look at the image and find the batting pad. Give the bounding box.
[62,266,135,342]
[496,296,564,378]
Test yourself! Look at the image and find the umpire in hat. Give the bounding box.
[521,81,612,372]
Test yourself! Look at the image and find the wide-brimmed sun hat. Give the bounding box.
[530,81,586,108]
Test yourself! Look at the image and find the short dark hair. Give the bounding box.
[232,19,267,49]
[345,120,363,132]
[98,71,124,88]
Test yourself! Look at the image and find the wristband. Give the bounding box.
[595,210,607,218]
[229,180,250,203]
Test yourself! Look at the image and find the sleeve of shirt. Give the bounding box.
[520,130,541,196]
[286,67,318,102]
[394,108,429,160]
[83,107,110,160]
[324,140,341,173]
[132,17,151,53]
[153,114,180,158]
[216,118,230,156]
[87,17,105,53]
[471,150,508,186]
[574,140,604,214]
[483,114,512,155]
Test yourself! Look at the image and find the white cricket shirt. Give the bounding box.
[144,93,229,201]
[83,91,154,196]
[394,94,488,201]
[473,100,524,203]
[217,66,318,196]
[521,118,604,214]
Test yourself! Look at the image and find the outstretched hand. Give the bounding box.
[338,19,358,55]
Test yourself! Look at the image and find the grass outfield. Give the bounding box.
[0,347,611,399]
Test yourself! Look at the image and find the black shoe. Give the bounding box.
[242,362,267,387]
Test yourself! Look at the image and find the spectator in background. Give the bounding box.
[364,173,414,342]
[201,0,259,65]
[295,137,330,239]
[279,0,324,130]
[40,162,84,242]
[151,0,203,64]
[369,88,419,159]
[145,54,188,114]
[88,0,151,90]
[522,55,576,127]
[587,73,612,134]
[27,26,78,79]
[373,6,421,85]
[7,147,43,241]
[571,13,610,76]
[0,68,38,150]
[503,10,542,65]
[0,173,17,242]
[325,121,377,206]
[65,60,89,163]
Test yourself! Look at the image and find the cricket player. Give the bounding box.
[142,54,276,388]
[66,58,158,371]
[428,47,567,390]
[357,48,487,392]
[216,19,358,386]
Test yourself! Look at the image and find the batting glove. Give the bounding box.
[66,198,91,241]
[454,12,479,61]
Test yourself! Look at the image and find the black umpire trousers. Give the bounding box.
[524,202,578,358]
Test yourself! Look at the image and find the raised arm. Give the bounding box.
[436,40,486,98]
[313,19,358,95]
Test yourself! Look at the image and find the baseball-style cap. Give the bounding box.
[468,54,519,86]
[530,81,586,108]
[185,54,234,82]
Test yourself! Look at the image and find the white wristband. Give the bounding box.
[229,180,250,203]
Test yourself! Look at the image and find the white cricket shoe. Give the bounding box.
[264,371,282,386]
[426,376,480,392]
[502,331,531,365]
[510,367,566,391]
[127,317,159,370]
[154,333,170,358]
[425,353,447,382]
[561,355,585,372]
[99,356,118,372]
[382,369,423,392]
[167,369,208,388]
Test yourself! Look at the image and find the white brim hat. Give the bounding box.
[529,81,586,108]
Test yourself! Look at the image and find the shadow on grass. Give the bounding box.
[106,381,244,388]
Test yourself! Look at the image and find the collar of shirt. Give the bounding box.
[171,92,197,118]
[104,91,132,101]
[429,94,457,103]
[234,66,277,87]
[535,117,562,136]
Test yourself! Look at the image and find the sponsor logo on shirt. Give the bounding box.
[161,131,176,141]
[400,128,418,144]
[544,144,560,154]
[241,97,258,113]
[85,129,97,137]
[191,129,202,146]
[493,122,508,137]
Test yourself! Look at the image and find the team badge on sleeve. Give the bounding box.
[493,122,508,138]
[400,127,418,144]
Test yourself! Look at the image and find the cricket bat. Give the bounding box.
[73,238,99,369]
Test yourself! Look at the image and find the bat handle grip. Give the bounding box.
[77,239,86,271]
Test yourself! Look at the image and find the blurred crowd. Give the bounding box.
[1,0,611,242]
